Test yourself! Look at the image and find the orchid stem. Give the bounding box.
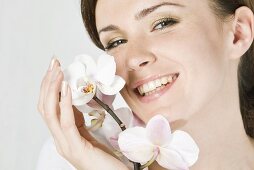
[134,162,141,170]
[93,96,126,131]
[140,158,155,170]
[92,96,141,169]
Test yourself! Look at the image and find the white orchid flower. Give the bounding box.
[84,110,106,128]
[118,115,199,170]
[63,54,125,106]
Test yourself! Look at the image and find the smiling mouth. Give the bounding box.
[134,73,179,97]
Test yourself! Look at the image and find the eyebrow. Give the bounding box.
[98,2,185,35]
[135,2,185,20]
[98,25,120,35]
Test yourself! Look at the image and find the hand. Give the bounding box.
[37,58,128,170]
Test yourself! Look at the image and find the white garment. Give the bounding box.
[36,137,76,170]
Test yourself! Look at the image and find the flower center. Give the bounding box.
[82,83,95,94]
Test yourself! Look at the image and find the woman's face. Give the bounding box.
[96,0,231,123]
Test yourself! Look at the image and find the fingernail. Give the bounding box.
[61,81,68,97]
[48,56,56,71]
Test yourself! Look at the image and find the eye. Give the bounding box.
[152,17,179,31]
[105,39,128,51]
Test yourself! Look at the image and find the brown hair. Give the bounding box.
[81,0,254,137]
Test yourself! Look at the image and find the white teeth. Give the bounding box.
[168,76,173,83]
[137,74,178,96]
[148,81,156,91]
[161,77,168,85]
[143,84,149,92]
[138,87,143,94]
[155,79,161,87]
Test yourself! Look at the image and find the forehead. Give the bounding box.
[96,0,186,13]
[95,0,180,25]
[95,0,211,29]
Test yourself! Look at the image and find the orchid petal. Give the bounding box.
[114,108,133,127]
[97,108,133,149]
[71,78,96,106]
[109,137,120,149]
[112,94,130,110]
[118,127,154,163]
[146,115,172,146]
[99,108,132,139]
[157,147,189,170]
[100,114,122,148]
[131,112,146,127]
[63,62,87,89]
[75,104,95,114]
[96,75,125,95]
[86,99,104,110]
[74,54,97,77]
[95,54,116,86]
[95,90,116,107]
[71,90,95,106]
[86,110,105,131]
[83,112,97,127]
[170,130,199,167]
[64,61,96,106]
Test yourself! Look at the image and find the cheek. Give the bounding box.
[150,27,227,117]
[114,56,128,81]
[111,44,126,70]
[115,57,124,74]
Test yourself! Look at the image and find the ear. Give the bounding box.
[229,6,254,59]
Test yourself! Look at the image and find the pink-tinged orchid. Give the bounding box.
[118,115,199,170]
[63,54,125,107]
[97,108,144,148]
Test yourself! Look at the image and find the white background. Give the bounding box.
[0,0,104,169]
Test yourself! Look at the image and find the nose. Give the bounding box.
[125,43,156,71]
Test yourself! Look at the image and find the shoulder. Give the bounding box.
[36,137,76,170]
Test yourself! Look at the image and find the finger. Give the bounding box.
[43,68,65,141]
[37,76,47,114]
[43,59,61,103]
[59,81,89,149]
[37,58,60,114]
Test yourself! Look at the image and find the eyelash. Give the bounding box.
[152,17,178,31]
[105,39,127,51]
[104,17,179,51]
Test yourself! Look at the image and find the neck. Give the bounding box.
[181,60,254,169]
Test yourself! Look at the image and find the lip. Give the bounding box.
[134,73,179,103]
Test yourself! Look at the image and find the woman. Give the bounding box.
[37,0,254,169]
